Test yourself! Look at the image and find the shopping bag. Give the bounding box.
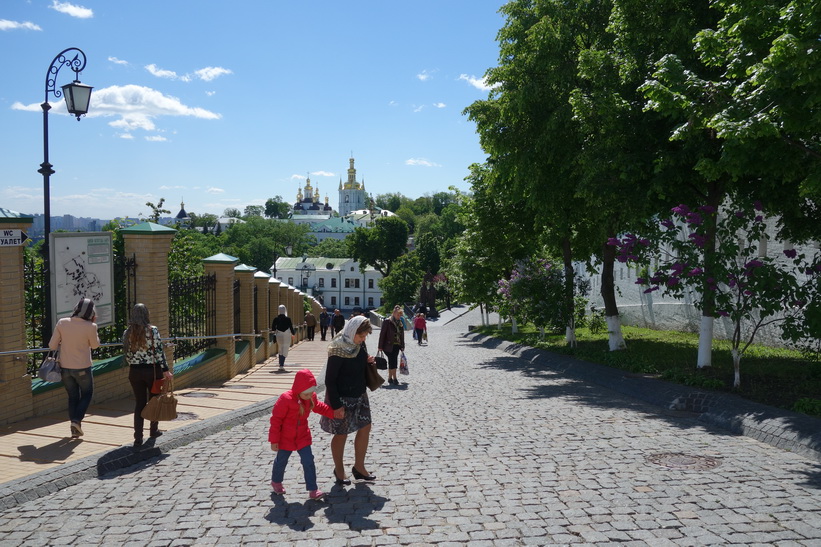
[399,351,409,375]
[141,380,178,421]
[375,351,388,370]
[37,351,62,383]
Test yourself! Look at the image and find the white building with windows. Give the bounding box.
[271,256,383,312]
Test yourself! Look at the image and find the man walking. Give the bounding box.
[319,307,331,341]
[331,309,345,338]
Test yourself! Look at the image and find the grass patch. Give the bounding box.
[475,323,821,418]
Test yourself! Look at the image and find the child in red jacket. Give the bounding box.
[269,369,344,500]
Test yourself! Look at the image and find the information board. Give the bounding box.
[49,232,115,327]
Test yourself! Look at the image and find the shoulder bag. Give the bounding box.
[365,360,384,391]
[141,378,178,421]
[37,351,62,383]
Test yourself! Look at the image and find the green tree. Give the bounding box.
[221,217,311,271]
[348,216,409,277]
[223,207,241,218]
[244,205,264,218]
[378,252,423,312]
[264,196,292,219]
[309,237,350,258]
[416,232,440,275]
[145,198,170,223]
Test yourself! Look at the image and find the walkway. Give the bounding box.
[1,306,819,545]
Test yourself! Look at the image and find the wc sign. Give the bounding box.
[0,229,28,246]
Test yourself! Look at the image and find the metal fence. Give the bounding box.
[23,254,46,376]
[168,273,217,361]
[96,253,137,361]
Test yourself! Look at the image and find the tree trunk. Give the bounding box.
[562,237,576,347]
[731,349,741,388]
[697,315,713,368]
[511,316,518,334]
[601,240,626,351]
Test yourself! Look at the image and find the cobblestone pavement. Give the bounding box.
[1,309,819,546]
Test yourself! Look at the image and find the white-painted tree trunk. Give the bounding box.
[538,327,545,340]
[511,317,518,334]
[697,315,714,368]
[565,326,577,347]
[605,315,627,351]
[731,349,741,388]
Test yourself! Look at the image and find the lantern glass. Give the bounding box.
[61,80,93,119]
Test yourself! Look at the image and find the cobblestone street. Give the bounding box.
[1,308,819,545]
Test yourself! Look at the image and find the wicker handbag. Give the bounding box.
[141,379,178,421]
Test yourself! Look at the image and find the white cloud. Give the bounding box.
[118,133,134,140]
[206,187,225,194]
[405,158,442,167]
[0,19,42,31]
[388,100,398,107]
[11,84,222,134]
[49,1,93,19]
[145,64,178,79]
[311,171,335,177]
[206,91,216,97]
[159,185,187,190]
[413,105,425,113]
[458,74,498,92]
[291,174,306,181]
[108,56,128,66]
[145,135,167,142]
[417,70,432,81]
[433,102,446,108]
[195,67,232,81]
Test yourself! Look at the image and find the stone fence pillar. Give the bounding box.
[204,253,238,379]
[254,271,271,360]
[234,264,256,373]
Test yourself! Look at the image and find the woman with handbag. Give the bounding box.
[123,303,173,447]
[319,316,378,485]
[377,305,405,385]
[48,297,100,439]
[272,305,296,371]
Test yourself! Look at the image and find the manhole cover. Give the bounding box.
[172,412,199,421]
[182,392,217,398]
[223,385,253,389]
[646,452,721,470]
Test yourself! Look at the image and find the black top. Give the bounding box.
[324,343,368,409]
[271,314,295,334]
[332,314,345,330]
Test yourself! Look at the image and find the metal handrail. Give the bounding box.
[0,330,273,358]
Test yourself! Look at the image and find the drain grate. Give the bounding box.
[181,392,217,398]
[646,452,721,470]
[172,411,199,421]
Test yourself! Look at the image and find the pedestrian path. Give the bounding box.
[0,337,330,486]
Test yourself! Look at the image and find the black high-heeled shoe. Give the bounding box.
[351,466,376,481]
[334,469,351,486]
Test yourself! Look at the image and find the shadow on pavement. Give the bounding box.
[17,437,82,463]
[96,442,170,480]
[323,483,387,531]
[265,493,326,531]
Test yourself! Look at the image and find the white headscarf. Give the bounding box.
[328,315,368,358]
[278,305,287,316]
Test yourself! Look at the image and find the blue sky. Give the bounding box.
[1,0,505,220]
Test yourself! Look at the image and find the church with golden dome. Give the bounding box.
[338,156,368,217]
[292,176,334,216]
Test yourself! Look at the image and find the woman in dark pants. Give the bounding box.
[377,305,405,385]
[123,303,173,447]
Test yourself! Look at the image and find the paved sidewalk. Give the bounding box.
[1,307,819,545]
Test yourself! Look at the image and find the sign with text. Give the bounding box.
[0,229,28,246]
[49,232,115,328]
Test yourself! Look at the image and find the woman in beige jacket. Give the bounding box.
[48,297,100,438]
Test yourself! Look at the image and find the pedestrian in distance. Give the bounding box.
[319,316,377,485]
[122,303,173,447]
[378,305,405,385]
[272,305,296,371]
[269,369,343,501]
[319,307,331,341]
[304,310,317,341]
[413,312,427,346]
[48,297,100,439]
[331,308,345,338]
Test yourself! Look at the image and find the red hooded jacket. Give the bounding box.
[268,369,335,451]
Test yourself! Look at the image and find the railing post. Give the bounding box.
[0,214,35,425]
[204,253,239,379]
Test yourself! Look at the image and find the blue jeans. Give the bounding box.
[61,367,94,424]
[271,445,318,491]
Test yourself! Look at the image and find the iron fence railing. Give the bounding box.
[168,273,216,361]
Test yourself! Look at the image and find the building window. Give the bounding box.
[355,279,360,289]
[331,296,337,306]
[345,297,350,306]
[355,297,360,306]
[331,278,337,288]
[345,279,351,288]
[368,279,374,289]
[368,297,374,307]
[288,277,294,285]
[318,278,325,287]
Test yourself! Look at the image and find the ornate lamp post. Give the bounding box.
[40,47,93,341]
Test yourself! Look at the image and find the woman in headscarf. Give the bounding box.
[271,304,295,371]
[319,315,377,485]
[123,303,173,447]
[48,297,100,439]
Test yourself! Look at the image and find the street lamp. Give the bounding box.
[271,244,293,278]
[40,47,93,341]
[298,254,316,292]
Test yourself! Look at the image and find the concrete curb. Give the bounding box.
[464,331,821,463]
[0,396,276,511]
